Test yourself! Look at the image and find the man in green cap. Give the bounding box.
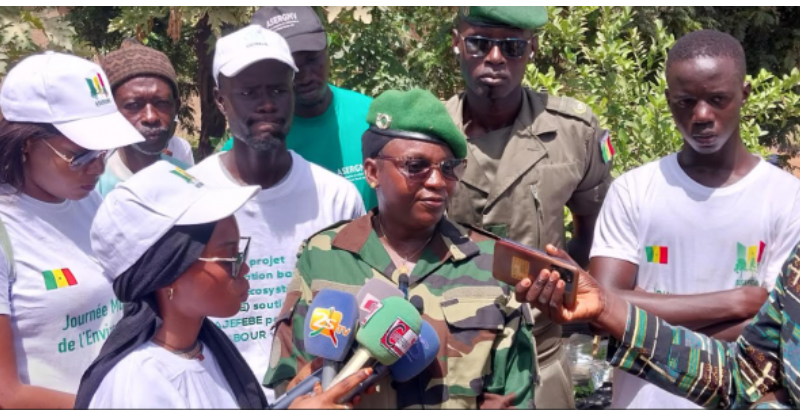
[264,89,537,409]
[446,6,613,409]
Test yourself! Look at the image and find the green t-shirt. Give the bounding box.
[221,84,377,210]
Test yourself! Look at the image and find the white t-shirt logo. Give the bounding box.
[735,241,765,287]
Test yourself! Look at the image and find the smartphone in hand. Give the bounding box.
[492,239,578,309]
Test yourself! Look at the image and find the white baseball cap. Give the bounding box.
[213,25,298,85]
[0,52,144,151]
[91,160,259,280]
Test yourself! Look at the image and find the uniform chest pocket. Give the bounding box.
[439,297,505,405]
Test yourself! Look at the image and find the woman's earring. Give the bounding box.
[22,153,27,163]
[168,288,174,300]
[453,46,460,55]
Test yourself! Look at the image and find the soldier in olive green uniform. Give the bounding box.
[264,89,537,409]
[447,6,613,409]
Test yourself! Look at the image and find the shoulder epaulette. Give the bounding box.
[456,222,502,242]
[542,94,595,126]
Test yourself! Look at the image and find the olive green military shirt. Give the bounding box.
[445,88,612,367]
[263,210,537,409]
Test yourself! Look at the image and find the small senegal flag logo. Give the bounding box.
[600,130,615,164]
[170,167,204,188]
[645,246,668,264]
[85,73,109,99]
[42,268,78,291]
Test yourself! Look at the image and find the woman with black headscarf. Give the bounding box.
[75,161,372,409]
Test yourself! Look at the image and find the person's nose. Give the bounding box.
[692,101,714,125]
[485,43,506,65]
[84,153,106,176]
[424,165,447,190]
[141,104,160,127]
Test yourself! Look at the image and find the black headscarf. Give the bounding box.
[74,223,269,409]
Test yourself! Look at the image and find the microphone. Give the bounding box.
[388,320,439,381]
[356,279,404,326]
[303,289,359,390]
[339,320,441,404]
[399,273,410,300]
[329,296,421,388]
[271,290,359,408]
[409,295,424,314]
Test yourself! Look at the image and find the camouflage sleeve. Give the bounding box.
[566,113,613,217]
[262,243,314,395]
[483,291,537,409]
[609,251,797,409]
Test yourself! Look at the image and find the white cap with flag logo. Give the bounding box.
[0,51,144,151]
[91,161,259,280]
[212,24,298,85]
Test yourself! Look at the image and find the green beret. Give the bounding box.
[366,89,467,159]
[459,6,548,31]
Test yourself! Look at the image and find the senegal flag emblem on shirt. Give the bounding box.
[645,246,668,264]
[42,268,78,291]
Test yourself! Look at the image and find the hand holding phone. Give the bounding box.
[492,239,579,309]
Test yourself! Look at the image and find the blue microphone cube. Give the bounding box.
[390,320,440,383]
[303,289,360,362]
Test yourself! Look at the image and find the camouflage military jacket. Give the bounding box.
[263,210,537,409]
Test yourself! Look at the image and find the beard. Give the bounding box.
[240,132,285,152]
[134,126,172,153]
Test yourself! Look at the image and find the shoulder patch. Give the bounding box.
[598,129,614,164]
[544,95,595,126]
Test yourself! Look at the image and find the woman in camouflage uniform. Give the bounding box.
[263,89,537,409]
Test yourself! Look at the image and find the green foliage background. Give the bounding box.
[2,6,799,170]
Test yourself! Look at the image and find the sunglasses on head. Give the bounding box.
[460,35,532,59]
[41,139,108,171]
[198,236,251,278]
[375,155,467,182]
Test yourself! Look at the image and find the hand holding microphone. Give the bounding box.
[288,367,375,410]
[340,320,441,404]
[271,289,359,409]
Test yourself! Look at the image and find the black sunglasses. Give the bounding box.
[198,236,251,278]
[41,140,108,171]
[461,35,532,59]
[375,156,467,182]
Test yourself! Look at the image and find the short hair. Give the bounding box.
[667,30,747,80]
[0,116,61,191]
[361,129,393,161]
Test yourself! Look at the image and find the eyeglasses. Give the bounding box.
[199,236,251,278]
[375,156,467,182]
[460,35,532,59]
[41,140,108,171]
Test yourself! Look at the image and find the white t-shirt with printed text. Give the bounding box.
[89,341,238,409]
[0,187,122,394]
[189,151,365,402]
[591,153,800,409]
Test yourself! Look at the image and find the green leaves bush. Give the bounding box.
[527,7,800,176]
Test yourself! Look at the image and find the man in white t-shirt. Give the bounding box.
[590,30,800,409]
[96,39,195,197]
[188,25,365,402]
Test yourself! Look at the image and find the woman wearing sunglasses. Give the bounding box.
[74,161,373,409]
[0,52,146,408]
[263,89,537,409]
